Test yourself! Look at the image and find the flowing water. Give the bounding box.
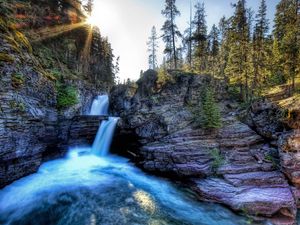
[89,95,109,116]
[0,95,261,225]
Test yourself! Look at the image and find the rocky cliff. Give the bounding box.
[110,70,299,224]
[0,1,113,188]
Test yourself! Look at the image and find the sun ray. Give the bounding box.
[81,26,93,74]
[27,22,87,42]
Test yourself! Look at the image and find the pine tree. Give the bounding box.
[208,24,220,77]
[84,0,93,16]
[147,26,159,70]
[270,38,285,84]
[218,16,231,82]
[192,2,207,73]
[225,0,252,101]
[161,0,181,69]
[200,87,222,129]
[274,0,300,93]
[252,0,270,88]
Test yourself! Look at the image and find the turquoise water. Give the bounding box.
[0,148,257,225]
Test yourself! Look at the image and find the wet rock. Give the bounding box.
[111,70,298,222]
[191,178,297,220]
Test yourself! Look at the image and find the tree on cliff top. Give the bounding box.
[147,26,159,70]
[161,0,181,69]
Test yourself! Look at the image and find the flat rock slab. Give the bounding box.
[191,178,297,219]
[224,171,287,187]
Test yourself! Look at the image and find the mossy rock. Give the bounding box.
[33,66,56,81]
[2,33,21,53]
[0,17,9,32]
[9,100,26,113]
[14,31,32,53]
[11,72,24,88]
[0,52,14,63]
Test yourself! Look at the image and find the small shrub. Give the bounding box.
[228,84,241,100]
[157,68,174,87]
[56,83,78,110]
[264,154,278,169]
[210,148,225,173]
[9,100,26,112]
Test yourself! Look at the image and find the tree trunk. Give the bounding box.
[170,6,177,69]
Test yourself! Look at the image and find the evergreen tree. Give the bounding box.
[270,38,285,84]
[274,0,300,93]
[114,56,120,83]
[208,24,220,77]
[183,27,193,69]
[200,87,222,129]
[147,26,159,70]
[192,2,207,72]
[84,0,93,16]
[161,0,181,69]
[225,0,252,101]
[218,16,231,82]
[252,0,270,88]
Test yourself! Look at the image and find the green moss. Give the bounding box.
[2,34,21,52]
[9,100,26,112]
[0,53,14,63]
[11,72,24,88]
[14,30,32,53]
[264,154,278,169]
[47,69,62,80]
[56,83,78,110]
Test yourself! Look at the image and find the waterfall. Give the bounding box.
[89,95,109,116]
[89,95,118,156]
[91,117,118,156]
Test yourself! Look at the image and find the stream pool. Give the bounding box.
[0,148,262,225]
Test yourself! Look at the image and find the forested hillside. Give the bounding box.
[148,0,300,103]
[1,0,116,106]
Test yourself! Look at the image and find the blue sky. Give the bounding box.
[90,0,280,81]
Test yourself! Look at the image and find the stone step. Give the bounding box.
[218,162,275,175]
[224,171,287,187]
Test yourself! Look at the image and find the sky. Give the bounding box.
[90,0,280,81]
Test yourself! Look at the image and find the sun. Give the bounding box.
[85,1,118,28]
[86,15,98,27]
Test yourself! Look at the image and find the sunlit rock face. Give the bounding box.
[0,1,113,187]
[0,14,58,188]
[111,70,298,222]
[279,130,300,187]
[247,100,300,188]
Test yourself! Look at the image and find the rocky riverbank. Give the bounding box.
[110,70,300,224]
